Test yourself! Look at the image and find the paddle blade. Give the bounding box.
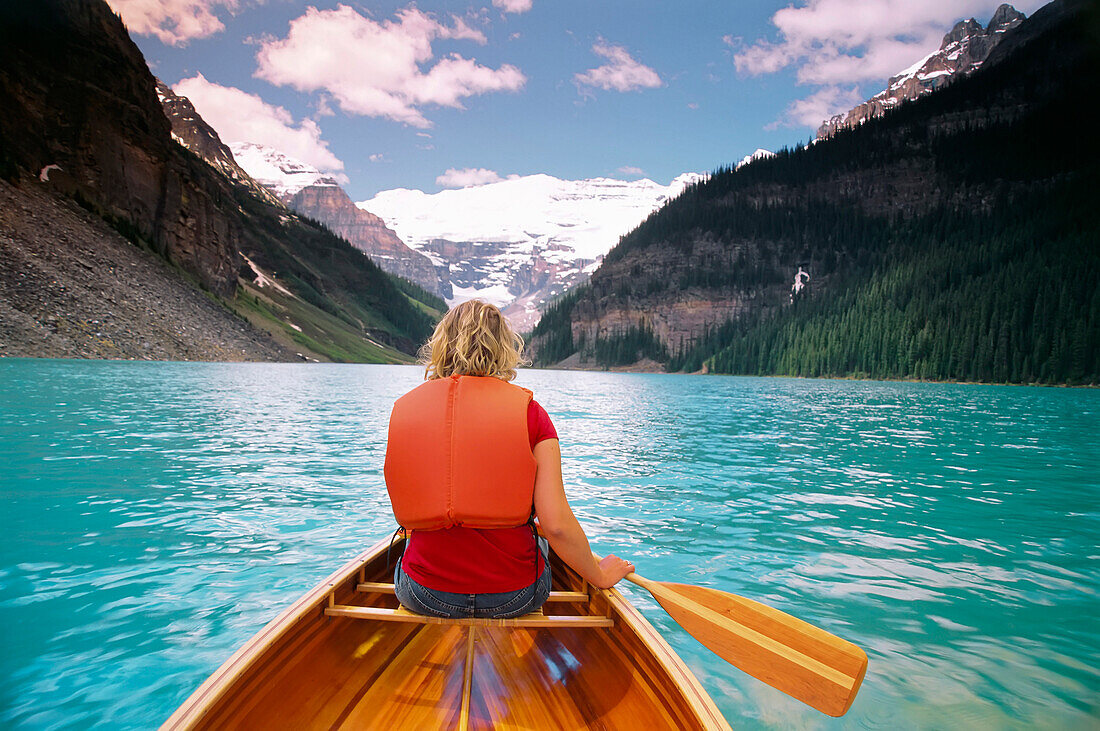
[635,577,867,717]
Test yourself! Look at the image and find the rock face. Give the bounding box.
[362,173,705,330]
[156,81,282,208]
[284,185,441,295]
[0,0,243,298]
[817,4,1026,139]
[413,236,596,330]
[223,142,439,295]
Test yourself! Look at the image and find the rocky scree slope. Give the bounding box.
[0,178,291,360]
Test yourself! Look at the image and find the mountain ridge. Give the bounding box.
[529,0,1099,385]
[208,141,442,296]
[817,4,1026,139]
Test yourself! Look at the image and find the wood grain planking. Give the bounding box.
[163,536,732,729]
[459,628,475,731]
[603,587,732,730]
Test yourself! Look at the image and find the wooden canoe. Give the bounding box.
[162,534,732,730]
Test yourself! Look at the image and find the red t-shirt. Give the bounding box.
[401,399,558,593]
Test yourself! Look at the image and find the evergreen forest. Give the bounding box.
[530,0,1099,385]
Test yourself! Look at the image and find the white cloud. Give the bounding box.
[107,0,244,45]
[436,168,505,187]
[732,0,1044,85]
[493,0,533,14]
[574,41,662,95]
[173,74,344,173]
[617,166,645,176]
[772,85,863,129]
[369,153,387,162]
[254,5,526,128]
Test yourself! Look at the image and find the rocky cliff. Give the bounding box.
[155,81,282,208]
[0,0,242,298]
[284,184,441,295]
[817,4,1026,139]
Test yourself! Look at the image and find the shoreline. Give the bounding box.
[2,354,1094,388]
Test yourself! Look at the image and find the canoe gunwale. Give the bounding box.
[161,536,731,730]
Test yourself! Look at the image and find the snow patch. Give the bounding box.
[361,172,705,262]
[240,252,293,295]
[38,164,62,182]
[448,283,514,309]
[228,142,340,199]
[791,266,810,298]
[735,148,775,170]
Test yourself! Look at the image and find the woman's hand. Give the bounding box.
[595,554,635,589]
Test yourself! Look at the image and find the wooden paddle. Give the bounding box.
[620,570,867,717]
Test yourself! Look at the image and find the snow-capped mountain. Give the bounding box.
[360,172,705,329]
[817,4,1026,139]
[736,148,775,169]
[228,142,342,199]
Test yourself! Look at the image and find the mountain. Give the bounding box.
[817,4,1026,139]
[224,143,441,295]
[361,172,705,330]
[736,149,775,169]
[0,0,437,362]
[154,81,281,208]
[529,0,1099,385]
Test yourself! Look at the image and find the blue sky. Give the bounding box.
[110,0,1046,199]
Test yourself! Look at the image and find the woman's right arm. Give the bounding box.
[532,438,634,589]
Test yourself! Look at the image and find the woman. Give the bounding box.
[385,300,634,619]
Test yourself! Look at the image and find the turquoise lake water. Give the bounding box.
[1,359,1097,729]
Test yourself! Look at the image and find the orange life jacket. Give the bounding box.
[384,375,538,531]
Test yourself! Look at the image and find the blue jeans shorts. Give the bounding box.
[394,536,551,619]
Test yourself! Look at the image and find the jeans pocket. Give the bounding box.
[476,562,553,619]
[394,566,463,618]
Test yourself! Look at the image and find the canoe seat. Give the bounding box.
[325,604,613,628]
[356,582,590,604]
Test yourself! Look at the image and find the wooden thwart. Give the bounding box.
[325,604,613,628]
[355,582,589,604]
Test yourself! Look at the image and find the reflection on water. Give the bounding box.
[1,361,1097,728]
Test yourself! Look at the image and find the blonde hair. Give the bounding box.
[420,300,528,381]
